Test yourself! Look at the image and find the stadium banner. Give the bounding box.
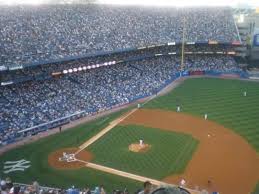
[189,70,205,75]
[220,74,241,78]
[249,76,259,80]
[204,51,214,54]
[227,51,236,55]
[253,34,259,47]
[9,65,23,71]
[204,70,248,78]
[208,40,218,45]
[196,41,208,44]
[232,41,241,46]
[123,55,153,63]
[156,43,166,47]
[1,81,13,86]
[186,42,195,45]
[0,65,7,71]
[182,71,190,76]
[155,53,163,56]
[175,71,189,77]
[52,72,62,76]
[167,42,176,45]
[137,46,146,50]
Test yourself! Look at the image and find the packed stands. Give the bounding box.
[0,177,192,194]
[0,5,239,67]
[0,54,241,146]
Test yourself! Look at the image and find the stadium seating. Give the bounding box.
[0,5,239,67]
[0,54,241,145]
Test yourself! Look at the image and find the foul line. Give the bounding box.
[75,108,138,155]
[75,94,157,155]
[75,158,200,194]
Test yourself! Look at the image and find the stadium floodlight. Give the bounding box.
[63,70,68,74]
[92,65,96,68]
[104,62,108,66]
[78,67,82,71]
[73,68,78,72]
[96,64,100,67]
[68,69,73,73]
[83,66,87,70]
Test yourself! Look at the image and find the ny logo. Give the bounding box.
[3,159,31,174]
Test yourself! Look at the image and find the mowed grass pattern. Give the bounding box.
[0,110,142,192]
[253,183,259,194]
[145,78,259,152]
[88,125,198,179]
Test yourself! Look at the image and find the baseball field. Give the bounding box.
[0,77,259,194]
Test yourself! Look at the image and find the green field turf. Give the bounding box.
[145,77,259,152]
[1,77,258,193]
[0,110,142,192]
[88,125,198,179]
[253,183,259,194]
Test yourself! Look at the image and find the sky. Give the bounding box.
[0,0,258,6]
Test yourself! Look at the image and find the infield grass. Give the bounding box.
[88,125,198,179]
[145,77,259,152]
[253,183,259,194]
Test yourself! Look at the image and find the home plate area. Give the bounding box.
[59,152,76,162]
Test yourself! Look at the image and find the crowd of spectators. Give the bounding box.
[0,5,240,67]
[0,178,195,194]
[0,54,241,145]
[1,45,236,83]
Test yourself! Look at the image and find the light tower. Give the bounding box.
[181,17,187,72]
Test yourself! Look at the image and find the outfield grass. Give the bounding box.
[0,110,142,192]
[145,78,259,152]
[88,125,198,179]
[252,183,259,194]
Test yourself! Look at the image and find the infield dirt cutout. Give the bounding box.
[48,148,93,169]
[120,109,259,194]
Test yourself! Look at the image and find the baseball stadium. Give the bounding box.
[0,1,259,194]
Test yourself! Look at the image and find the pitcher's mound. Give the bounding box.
[128,143,151,153]
[48,147,93,170]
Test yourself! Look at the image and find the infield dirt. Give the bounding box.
[120,109,259,194]
[48,148,93,170]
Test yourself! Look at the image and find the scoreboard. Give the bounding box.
[253,34,259,47]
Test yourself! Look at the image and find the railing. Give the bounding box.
[14,182,61,193]
[18,111,85,134]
